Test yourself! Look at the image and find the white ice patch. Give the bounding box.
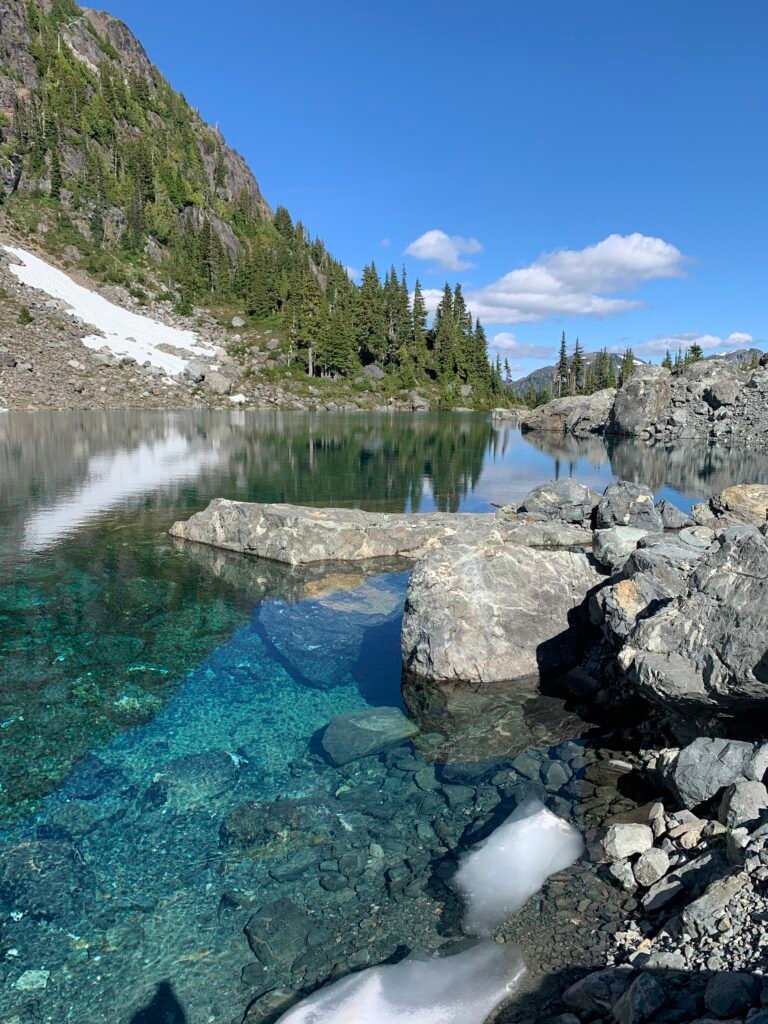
[3,245,215,374]
[275,942,525,1024]
[453,798,584,936]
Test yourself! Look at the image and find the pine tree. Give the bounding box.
[503,357,512,386]
[662,350,673,370]
[619,348,635,387]
[411,279,428,371]
[433,283,457,380]
[688,342,704,362]
[556,331,570,396]
[355,263,386,365]
[571,338,584,394]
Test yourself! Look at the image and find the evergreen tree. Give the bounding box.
[662,350,673,370]
[556,331,570,396]
[571,338,584,394]
[411,279,428,370]
[618,347,635,387]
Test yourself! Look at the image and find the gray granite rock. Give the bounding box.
[590,824,654,863]
[620,527,768,716]
[518,479,597,526]
[633,848,670,887]
[681,871,749,938]
[718,781,768,829]
[610,365,672,437]
[596,481,663,532]
[593,527,651,572]
[660,738,768,808]
[401,540,602,684]
[520,388,616,437]
[656,499,693,530]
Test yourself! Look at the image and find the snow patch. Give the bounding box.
[3,245,215,375]
[275,942,525,1024]
[453,798,585,936]
[229,393,246,404]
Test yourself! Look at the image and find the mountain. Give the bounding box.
[0,2,500,409]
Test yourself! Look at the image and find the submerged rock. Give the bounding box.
[401,540,602,684]
[321,707,418,765]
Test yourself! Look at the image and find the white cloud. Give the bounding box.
[419,287,444,316]
[465,233,685,325]
[623,330,756,357]
[345,266,362,282]
[405,229,483,271]
[380,238,391,248]
[489,332,554,359]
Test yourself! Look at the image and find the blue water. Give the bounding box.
[3,410,768,1023]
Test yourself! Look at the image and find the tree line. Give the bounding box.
[0,1,500,403]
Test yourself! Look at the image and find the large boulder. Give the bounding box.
[659,738,768,808]
[709,484,768,526]
[610,366,671,437]
[596,481,663,531]
[619,527,768,716]
[517,479,598,527]
[520,388,616,437]
[401,540,603,684]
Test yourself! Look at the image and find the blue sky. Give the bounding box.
[102,0,765,377]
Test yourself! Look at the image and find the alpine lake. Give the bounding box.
[3,410,768,1024]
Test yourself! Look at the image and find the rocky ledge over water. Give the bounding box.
[170,478,768,1022]
[521,359,768,451]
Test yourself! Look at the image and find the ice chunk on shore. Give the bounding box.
[275,942,525,1024]
[3,245,215,374]
[453,798,584,935]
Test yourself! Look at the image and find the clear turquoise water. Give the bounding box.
[3,410,768,1023]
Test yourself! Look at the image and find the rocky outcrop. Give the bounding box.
[520,388,616,437]
[610,365,672,437]
[401,541,603,684]
[709,484,768,526]
[170,499,489,564]
[170,499,593,565]
[619,525,768,717]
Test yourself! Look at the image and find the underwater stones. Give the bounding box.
[220,797,329,852]
[402,541,602,685]
[256,574,406,692]
[147,750,240,809]
[321,707,418,766]
[0,838,94,920]
[245,898,311,968]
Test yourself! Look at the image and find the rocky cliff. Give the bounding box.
[522,359,768,452]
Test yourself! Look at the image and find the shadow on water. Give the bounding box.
[130,981,187,1024]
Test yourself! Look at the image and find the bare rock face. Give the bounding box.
[619,526,768,715]
[517,479,598,527]
[520,388,616,437]
[401,540,603,684]
[709,484,768,526]
[610,366,672,437]
[596,481,663,532]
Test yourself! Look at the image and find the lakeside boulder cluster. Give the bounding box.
[520,360,768,452]
[170,478,768,1023]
